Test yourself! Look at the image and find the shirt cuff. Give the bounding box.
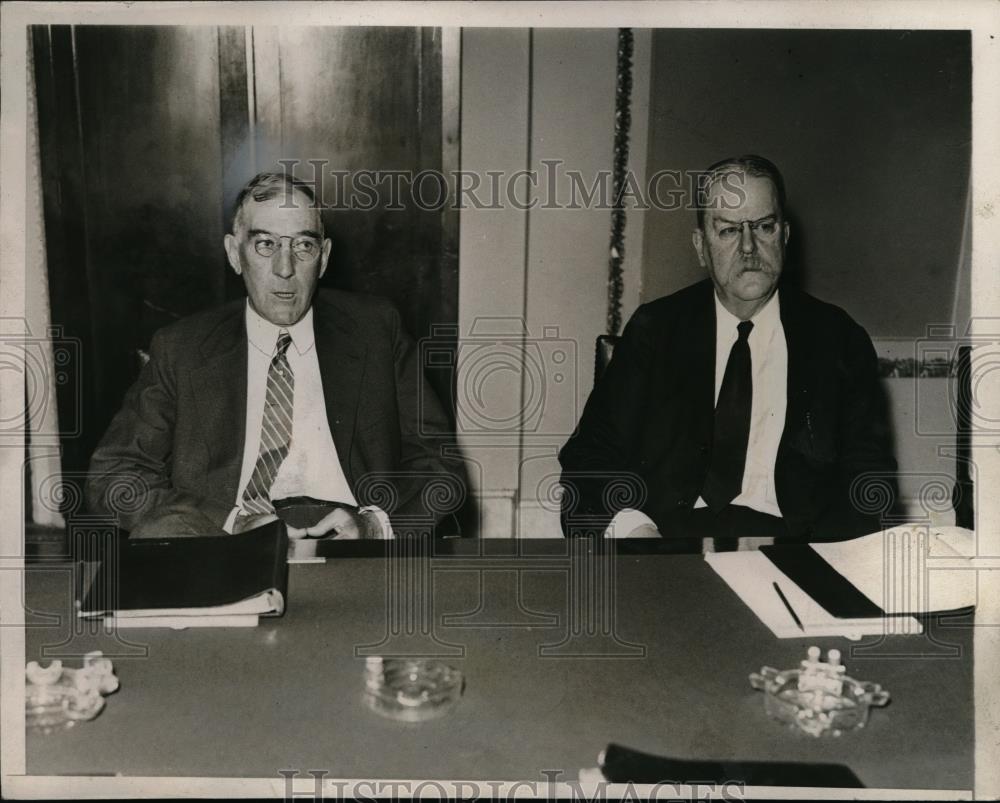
[359,506,394,539]
[222,506,241,535]
[604,508,658,539]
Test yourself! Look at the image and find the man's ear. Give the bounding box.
[223,233,242,276]
[692,227,707,268]
[319,237,332,279]
[782,220,791,247]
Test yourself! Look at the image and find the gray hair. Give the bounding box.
[695,154,786,229]
[231,172,324,235]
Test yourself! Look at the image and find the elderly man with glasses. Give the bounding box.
[559,155,896,547]
[87,172,464,539]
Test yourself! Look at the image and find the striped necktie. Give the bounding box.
[241,330,295,515]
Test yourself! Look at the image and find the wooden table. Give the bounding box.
[24,539,973,790]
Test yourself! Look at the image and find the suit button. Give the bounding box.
[699,444,709,455]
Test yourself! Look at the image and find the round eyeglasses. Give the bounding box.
[252,233,321,262]
[714,218,781,242]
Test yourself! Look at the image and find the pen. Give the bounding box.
[772,581,805,631]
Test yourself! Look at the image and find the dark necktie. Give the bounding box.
[241,330,295,515]
[702,320,753,513]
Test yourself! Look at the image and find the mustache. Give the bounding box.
[738,257,777,272]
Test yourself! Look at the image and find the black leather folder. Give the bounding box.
[78,519,289,619]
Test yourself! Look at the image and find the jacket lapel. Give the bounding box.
[687,281,717,443]
[312,294,366,479]
[190,306,247,493]
[778,286,811,452]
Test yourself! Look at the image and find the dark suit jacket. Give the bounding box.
[558,280,896,541]
[86,289,466,536]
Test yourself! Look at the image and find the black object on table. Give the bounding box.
[600,742,863,787]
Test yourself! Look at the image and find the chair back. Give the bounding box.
[594,334,620,386]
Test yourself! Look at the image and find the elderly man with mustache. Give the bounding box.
[559,155,896,548]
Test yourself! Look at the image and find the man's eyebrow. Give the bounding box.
[247,228,321,238]
[713,214,778,226]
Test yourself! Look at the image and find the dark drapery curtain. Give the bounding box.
[33,25,460,497]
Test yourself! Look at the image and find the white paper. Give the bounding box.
[79,589,283,620]
[812,526,977,615]
[705,550,923,640]
[107,614,260,629]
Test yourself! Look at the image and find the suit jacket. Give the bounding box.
[558,280,896,541]
[86,289,466,536]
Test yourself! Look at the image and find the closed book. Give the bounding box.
[77,520,289,628]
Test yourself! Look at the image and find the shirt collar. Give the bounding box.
[713,288,781,337]
[244,301,316,357]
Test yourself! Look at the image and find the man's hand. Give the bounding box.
[287,507,384,540]
[232,511,279,534]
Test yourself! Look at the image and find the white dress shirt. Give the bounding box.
[607,290,788,538]
[223,303,391,536]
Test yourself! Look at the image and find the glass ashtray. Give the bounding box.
[363,657,464,722]
[749,648,889,737]
[26,652,119,734]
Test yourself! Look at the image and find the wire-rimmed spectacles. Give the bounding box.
[251,233,322,262]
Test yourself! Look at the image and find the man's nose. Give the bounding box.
[739,222,757,255]
[272,242,296,279]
